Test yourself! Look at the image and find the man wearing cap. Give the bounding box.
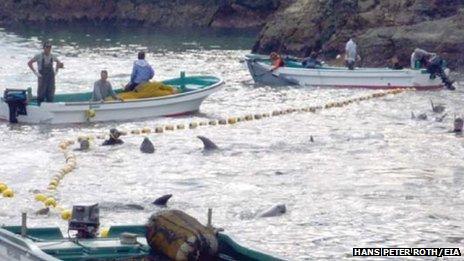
[27,42,64,105]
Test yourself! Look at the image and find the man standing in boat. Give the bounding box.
[27,42,63,105]
[345,37,359,70]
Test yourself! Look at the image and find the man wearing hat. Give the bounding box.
[27,42,64,105]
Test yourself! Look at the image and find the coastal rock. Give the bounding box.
[252,0,464,70]
[1,0,463,69]
[0,0,284,29]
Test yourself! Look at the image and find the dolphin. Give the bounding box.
[435,113,448,122]
[430,99,445,113]
[454,117,463,133]
[197,136,219,150]
[152,194,172,206]
[35,207,50,216]
[411,111,427,120]
[99,202,145,211]
[102,128,124,146]
[258,204,287,218]
[140,137,155,153]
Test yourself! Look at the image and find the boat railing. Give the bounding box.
[0,227,60,261]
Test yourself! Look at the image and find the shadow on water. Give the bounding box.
[3,23,258,51]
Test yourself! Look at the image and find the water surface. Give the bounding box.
[0,25,463,260]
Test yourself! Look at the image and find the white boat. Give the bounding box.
[245,54,446,90]
[0,75,224,124]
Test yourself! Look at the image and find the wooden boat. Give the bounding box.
[0,74,224,124]
[245,54,446,90]
[0,225,283,261]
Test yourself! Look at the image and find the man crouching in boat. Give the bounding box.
[302,52,322,69]
[91,70,123,102]
[124,51,155,91]
[27,42,64,105]
[410,48,455,90]
[269,52,284,71]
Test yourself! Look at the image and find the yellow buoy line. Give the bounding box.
[28,88,412,221]
[33,139,76,220]
[113,88,412,136]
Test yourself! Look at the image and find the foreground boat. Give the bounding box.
[0,225,283,261]
[245,54,446,89]
[0,75,224,124]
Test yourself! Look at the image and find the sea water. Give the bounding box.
[0,25,463,260]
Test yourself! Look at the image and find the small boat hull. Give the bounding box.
[0,225,284,261]
[0,76,224,124]
[245,54,444,90]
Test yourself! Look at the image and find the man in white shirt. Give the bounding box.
[345,38,358,70]
[27,42,63,105]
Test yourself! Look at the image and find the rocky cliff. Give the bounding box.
[0,0,286,29]
[253,0,464,69]
[1,0,463,69]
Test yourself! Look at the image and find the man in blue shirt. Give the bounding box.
[124,51,155,91]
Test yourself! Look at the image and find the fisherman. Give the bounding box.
[269,52,284,72]
[91,70,123,102]
[302,52,322,69]
[389,56,403,70]
[410,48,435,69]
[124,51,155,92]
[27,42,64,105]
[426,55,455,90]
[345,37,359,70]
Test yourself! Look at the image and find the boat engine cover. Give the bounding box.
[145,209,218,261]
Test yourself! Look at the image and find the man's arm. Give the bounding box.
[27,57,41,77]
[148,65,154,79]
[130,64,137,83]
[108,82,122,101]
[410,53,416,68]
[53,55,63,74]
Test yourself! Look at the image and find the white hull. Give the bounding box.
[0,79,223,124]
[245,56,444,90]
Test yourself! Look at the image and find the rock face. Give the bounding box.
[253,0,464,69]
[1,0,462,69]
[0,0,284,29]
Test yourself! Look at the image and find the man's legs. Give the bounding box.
[346,60,355,70]
[45,75,55,102]
[37,78,46,105]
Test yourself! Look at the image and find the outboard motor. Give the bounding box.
[427,56,455,90]
[3,89,28,123]
[69,204,100,239]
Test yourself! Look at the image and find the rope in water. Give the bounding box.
[114,88,413,136]
[32,87,414,220]
[33,140,76,220]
